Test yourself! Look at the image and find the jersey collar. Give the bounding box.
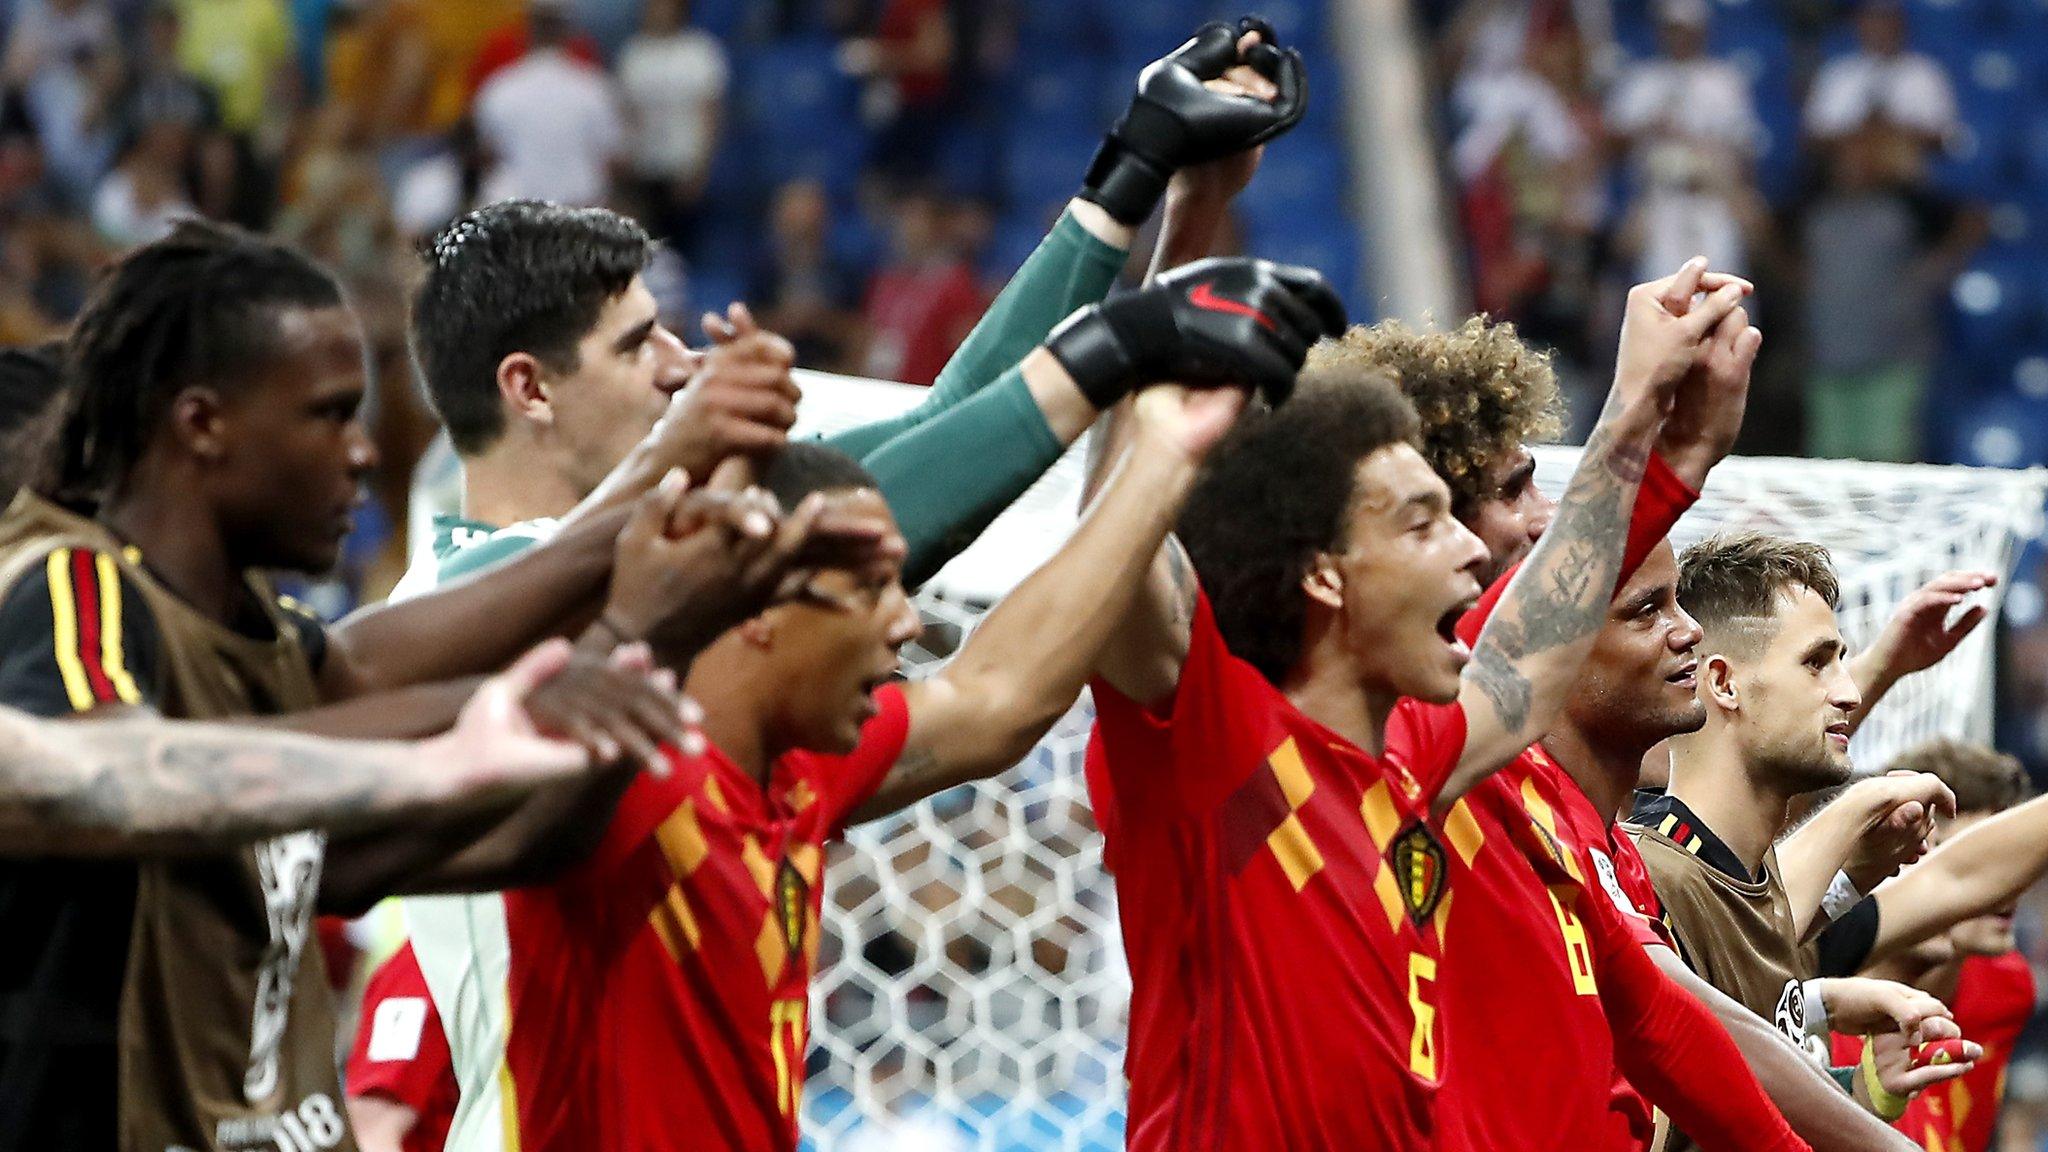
[1628,791,1759,883]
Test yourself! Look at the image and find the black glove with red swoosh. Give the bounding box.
[1082,18,1309,226]
[1045,257,1347,410]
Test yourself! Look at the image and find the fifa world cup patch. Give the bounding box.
[1390,823,1448,925]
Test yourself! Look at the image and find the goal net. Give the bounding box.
[792,371,2048,1152]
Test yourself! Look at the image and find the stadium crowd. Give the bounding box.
[4,4,2048,1152]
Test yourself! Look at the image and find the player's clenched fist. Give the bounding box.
[1082,18,1307,225]
[1045,256,1345,410]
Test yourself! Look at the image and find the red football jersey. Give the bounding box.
[423,686,908,1152]
[345,942,456,1152]
[1430,739,1655,1152]
[1088,591,1469,1151]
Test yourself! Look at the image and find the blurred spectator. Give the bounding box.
[91,116,198,246]
[860,188,983,386]
[1806,0,1957,176]
[172,0,297,139]
[1450,16,1604,354]
[0,92,97,340]
[840,0,954,184]
[120,3,233,219]
[750,177,864,371]
[1606,0,1767,285]
[2,0,121,204]
[471,0,623,206]
[468,0,602,94]
[1799,130,1976,462]
[172,0,298,227]
[617,0,726,243]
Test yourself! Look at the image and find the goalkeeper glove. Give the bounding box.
[1046,256,1346,410]
[1080,17,1309,225]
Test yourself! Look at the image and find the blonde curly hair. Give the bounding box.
[1304,316,1564,517]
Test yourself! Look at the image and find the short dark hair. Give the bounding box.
[412,200,655,456]
[1676,532,1842,649]
[759,442,878,509]
[1886,739,2031,815]
[47,220,345,509]
[1178,370,1423,684]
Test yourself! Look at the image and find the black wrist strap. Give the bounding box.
[1046,304,1135,410]
[1079,137,1172,226]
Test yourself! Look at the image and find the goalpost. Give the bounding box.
[794,371,2048,1151]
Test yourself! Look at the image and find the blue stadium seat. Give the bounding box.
[1946,252,2039,370]
[1937,392,2048,467]
[1104,0,1197,63]
[1014,58,1114,128]
[1243,218,1368,319]
[736,37,860,148]
[1238,142,1348,220]
[1930,99,2019,199]
[1017,0,1106,55]
[1902,0,1998,58]
[1205,0,1329,42]
[688,0,750,39]
[1000,125,1098,218]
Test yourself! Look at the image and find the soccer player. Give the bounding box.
[0,222,886,1150]
[1084,254,1747,1148]
[413,253,1341,1151]
[394,20,1310,1146]
[1831,740,2039,1152]
[1268,278,1942,1152]
[0,639,652,853]
[347,942,457,1152]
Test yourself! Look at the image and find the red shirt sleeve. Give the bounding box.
[1593,909,1811,1152]
[1456,451,1700,647]
[1091,590,1297,820]
[346,944,455,1112]
[812,682,913,838]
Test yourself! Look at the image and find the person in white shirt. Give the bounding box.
[1607,0,1766,285]
[473,0,626,207]
[1806,0,1957,148]
[617,0,727,231]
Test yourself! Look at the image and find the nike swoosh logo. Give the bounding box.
[1188,282,1276,331]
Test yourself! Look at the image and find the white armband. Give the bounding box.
[1800,979,1831,1040]
[1821,869,1864,924]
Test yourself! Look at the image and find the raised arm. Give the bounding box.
[0,642,611,856]
[1867,791,2048,965]
[1845,570,1998,736]
[853,262,1345,818]
[1442,263,1755,806]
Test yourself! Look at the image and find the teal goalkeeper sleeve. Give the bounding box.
[861,362,1062,588]
[820,208,1125,460]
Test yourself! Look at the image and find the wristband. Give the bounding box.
[1799,980,1830,1040]
[1079,138,1173,227]
[1859,1038,1911,1121]
[1043,291,1178,411]
[1821,871,1865,924]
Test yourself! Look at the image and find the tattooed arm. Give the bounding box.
[851,375,1248,821]
[1440,261,1753,810]
[0,643,596,856]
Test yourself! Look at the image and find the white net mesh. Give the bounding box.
[792,371,2048,1151]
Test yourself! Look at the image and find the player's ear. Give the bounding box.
[170,386,228,463]
[497,351,553,428]
[1302,553,1345,610]
[1703,654,1739,712]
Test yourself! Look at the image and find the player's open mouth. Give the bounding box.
[1664,661,1698,689]
[1436,602,1474,662]
[1825,721,1851,748]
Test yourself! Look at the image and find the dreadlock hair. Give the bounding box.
[46,220,346,511]
[0,340,64,507]
[1178,369,1424,685]
[411,200,655,456]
